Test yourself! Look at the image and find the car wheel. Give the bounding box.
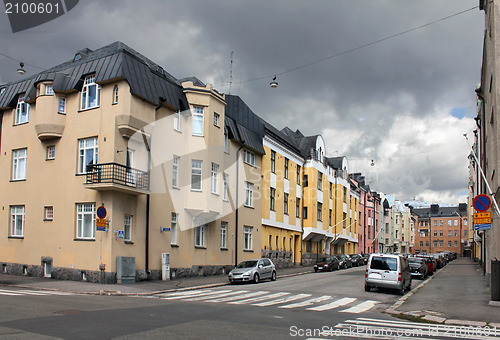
[398,282,406,296]
[364,284,371,292]
[253,273,260,284]
[271,271,277,281]
[407,279,412,291]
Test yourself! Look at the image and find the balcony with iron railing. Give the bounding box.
[84,162,150,195]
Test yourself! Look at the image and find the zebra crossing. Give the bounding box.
[152,288,380,313]
[0,288,75,296]
[327,317,500,339]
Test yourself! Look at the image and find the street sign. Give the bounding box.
[96,218,106,231]
[474,223,492,231]
[474,212,491,224]
[473,194,491,212]
[117,230,124,239]
[97,206,107,219]
[161,227,171,232]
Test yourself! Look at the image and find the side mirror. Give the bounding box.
[258,264,263,268]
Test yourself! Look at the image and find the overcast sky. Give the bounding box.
[0,0,484,205]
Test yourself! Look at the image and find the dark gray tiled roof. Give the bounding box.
[0,41,188,111]
[326,156,344,170]
[280,127,319,159]
[260,119,302,157]
[411,206,467,218]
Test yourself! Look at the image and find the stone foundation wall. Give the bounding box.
[261,249,293,268]
[301,252,327,266]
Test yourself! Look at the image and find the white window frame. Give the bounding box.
[174,110,181,131]
[15,95,29,125]
[195,225,206,247]
[448,220,452,226]
[317,202,322,221]
[191,160,202,191]
[220,221,227,249]
[124,215,132,241]
[270,150,276,172]
[454,220,458,226]
[10,205,25,237]
[47,145,55,160]
[284,158,289,179]
[171,212,178,245]
[296,198,300,218]
[78,137,98,174]
[284,193,289,215]
[211,163,219,194]
[224,132,229,153]
[12,148,27,180]
[112,85,119,104]
[44,206,53,221]
[76,203,95,239]
[317,170,323,190]
[192,106,204,136]
[58,97,66,114]
[213,112,220,127]
[244,181,254,208]
[45,85,54,95]
[243,149,255,166]
[172,155,179,188]
[223,173,228,201]
[243,226,253,250]
[270,188,276,211]
[81,75,101,110]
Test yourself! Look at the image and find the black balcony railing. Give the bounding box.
[85,162,150,191]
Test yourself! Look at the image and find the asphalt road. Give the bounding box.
[0,266,460,340]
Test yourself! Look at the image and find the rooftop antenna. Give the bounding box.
[228,51,233,94]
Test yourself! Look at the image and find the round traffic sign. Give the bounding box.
[97,206,107,219]
[473,194,491,212]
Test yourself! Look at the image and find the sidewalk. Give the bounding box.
[388,257,500,326]
[0,265,313,296]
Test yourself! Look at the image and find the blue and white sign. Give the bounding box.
[117,230,124,239]
[474,223,492,231]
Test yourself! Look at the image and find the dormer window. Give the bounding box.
[81,75,100,110]
[15,94,29,125]
[45,85,54,95]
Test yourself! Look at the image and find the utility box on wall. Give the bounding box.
[117,256,136,284]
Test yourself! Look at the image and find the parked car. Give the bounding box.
[430,253,445,269]
[228,258,276,284]
[349,254,365,266]
[362,254,370,265]
[365,253,412,295]
[313,256,340,272]
[416,256,435,275]
[408,257,428,279]
[338,254,353,269]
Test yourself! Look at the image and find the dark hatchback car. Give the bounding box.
[408,257,428,279]
[313,256,340,272]
[338,254,353,269]
[349,254,365,266]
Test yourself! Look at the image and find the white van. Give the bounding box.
[365,253,411,295]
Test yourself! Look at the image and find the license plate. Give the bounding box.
[318,267,323,270]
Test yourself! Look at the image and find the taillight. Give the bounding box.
[365,270,368,278]
[398,273,402,282]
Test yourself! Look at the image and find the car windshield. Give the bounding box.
[236,260,257,268]
[370,257,398,271]
[338,255,346,259]
[351,255,359,259]
[408,258,422,264]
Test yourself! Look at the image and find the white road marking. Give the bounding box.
[183,290,248,301]
[340,300,379,313]
[161,290,232,300]
[207,291,269,303]
[307,297,357,311]
[279,295,332,309]
[228,292,290,304]
[252,293,311,307]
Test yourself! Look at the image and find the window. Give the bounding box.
[317,202,322,221]
[303,206,308,219]
[464,230,468,237]
[124,215,132,241]
[44,206,53,221]
[81,75,100,110]
[284,158,289,179]
[45,85,54,95]
[192,106,204,136]
[46,146,55,160]
[172,155,179,188]
[448,220,452,226]
[330,182,333,198]
[244,182,253,207]
[112,85,118,104]
[439,230,443,237]
[220,222,227,248]
[448,241,452,247]
[10,206,25,237]
[223,173,228,201]
[224,133,229,155]
[171,213,178,245]
[317,170,322,190]
[433,241,437,247]
[433,231,437,237]
[329,209,332,225]
[440,220,443,226]
[297,165,301,184]
[343,187,347,203]
[78,137,98,174]
[454,220,458,226]
[420,241,423,247]
[244,226,253,250]
[58,97,66,114]
[195,225,205,247]
[448,230,452,237]
[303,174,308,187]
[191,160,202,191]
[244,150,255,166]
[12,148,27,180]
[439,240,444,247]
[270,188,276,211]
[296,198,301,218]
[213,112,220,127]
[454,230,458,237]
[270,150,276,173]
[426,241,429,246]
[211,163,219,194]
[15,95,29,125]
[174,110,181,131]
[76,203,95,239]
[284,193,289,215]
[434,220,437,227]
[395,230,399,239]
[454,241,458,247]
